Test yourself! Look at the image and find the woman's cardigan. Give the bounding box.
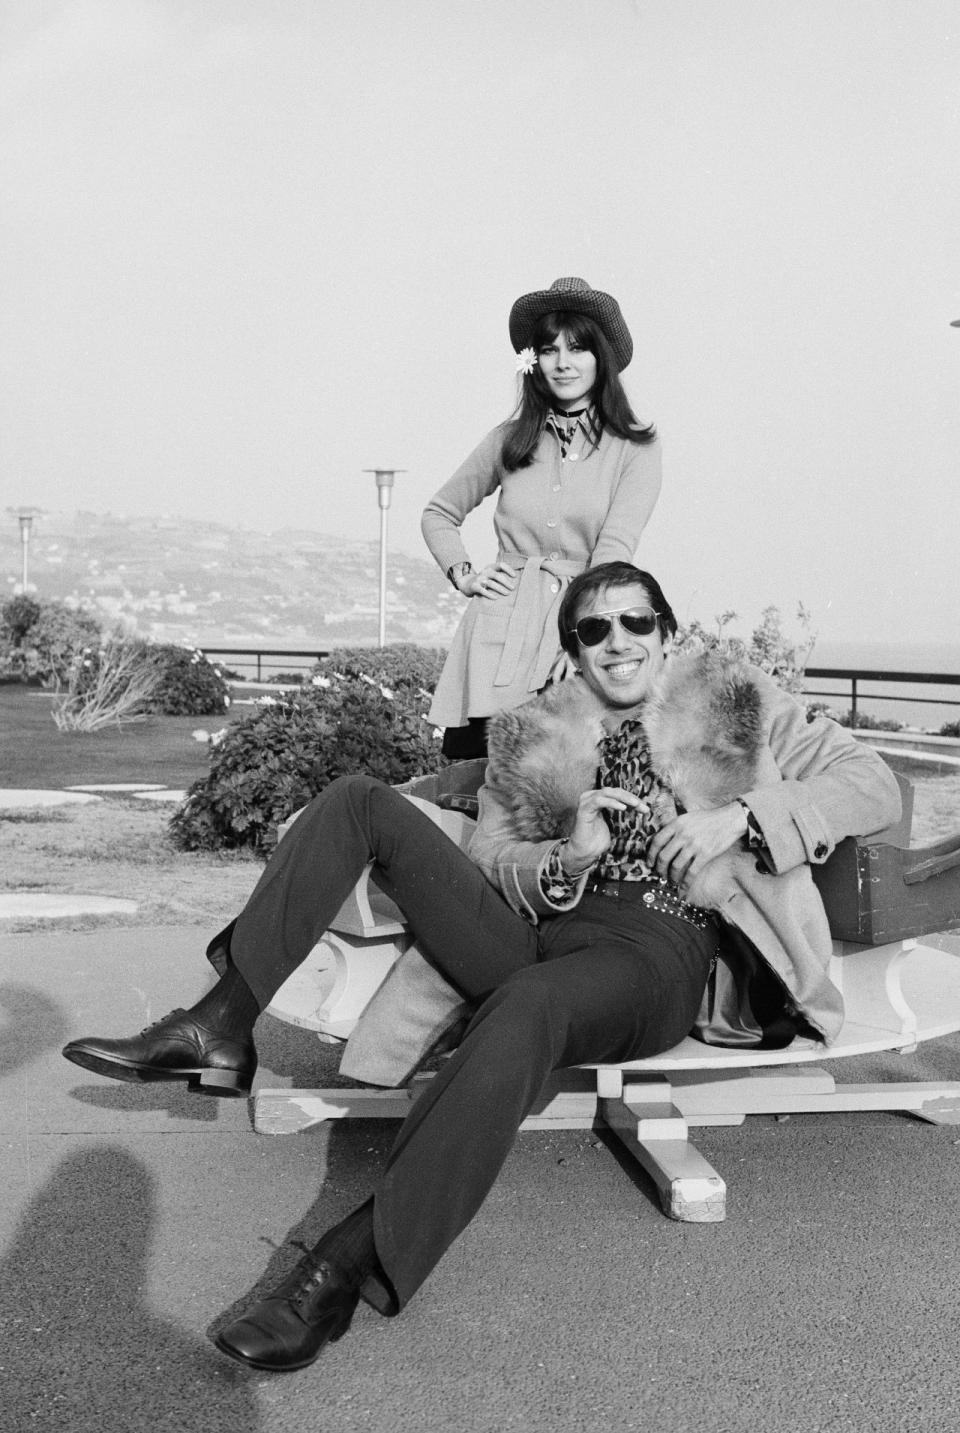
[422,420,662,728]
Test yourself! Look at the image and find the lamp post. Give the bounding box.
[16,510,35,590]
[364,469,405,646]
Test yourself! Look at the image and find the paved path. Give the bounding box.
[4,923,960,1432]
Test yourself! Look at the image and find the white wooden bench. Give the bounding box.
[256,765,960,1224]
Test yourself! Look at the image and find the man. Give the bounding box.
[63,563,900,1373]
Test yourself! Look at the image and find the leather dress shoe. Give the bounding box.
[215,1254,359,1371]
[61,1008,256,1097]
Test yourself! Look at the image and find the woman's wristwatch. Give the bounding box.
[447,561,473,591]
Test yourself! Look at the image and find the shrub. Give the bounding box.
[51,635,165,731]
[140,645,230,716]
[939,720,960,738]
[170,654,444,851]
[313,643,447,694]
[0,597,101,685]
[0,594,41,645]
[834,710,905,732]
[673,604,815,695]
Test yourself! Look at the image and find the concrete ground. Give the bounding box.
[3,923,960,1433]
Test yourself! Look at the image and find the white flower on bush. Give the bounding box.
[311,675,332,689]
[358,673,394,701]
[209,727,229,747]
[191,728,211,743]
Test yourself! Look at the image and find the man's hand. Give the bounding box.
[560,787,648,876]
[647,803,749,888]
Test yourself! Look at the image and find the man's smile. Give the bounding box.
[601,657,646,682]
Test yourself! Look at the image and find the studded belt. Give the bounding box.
[583,875,713,930]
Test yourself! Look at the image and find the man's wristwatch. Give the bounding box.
[447,561,473,591]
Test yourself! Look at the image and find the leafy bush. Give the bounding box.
[140,645,230,716]
[0,597,102,685]
[673,604,815,694]
[0,594,41,644]
[170,653,444,851]
[835,710,904,731]
[313,643,447,694]
[939,720,960,738]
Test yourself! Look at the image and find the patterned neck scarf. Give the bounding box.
[594,715,675,881]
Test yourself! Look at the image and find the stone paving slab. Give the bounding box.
[0,788,102,808]
[0,893,140,920]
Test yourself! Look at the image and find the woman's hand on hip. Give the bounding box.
[459,563,518,600]
[561,787,647,876]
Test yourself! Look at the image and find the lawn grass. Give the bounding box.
[0,683,244,788]
[1,684,262,931]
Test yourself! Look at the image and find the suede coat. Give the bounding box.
[474,656,903,1046]
[341,656,901,1084]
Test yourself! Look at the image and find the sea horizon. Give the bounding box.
[803,638,960,731]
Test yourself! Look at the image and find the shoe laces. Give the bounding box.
[138,1008,188,1036]
[283,1252,338,1309]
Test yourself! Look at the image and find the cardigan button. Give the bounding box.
[814,842,828,859]
[568,453,579,461]
[550,583,560,593]
[548,551,559,560]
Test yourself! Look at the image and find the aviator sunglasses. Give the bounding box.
[571,605,661,648]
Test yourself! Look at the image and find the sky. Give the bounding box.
[2,0,959,649]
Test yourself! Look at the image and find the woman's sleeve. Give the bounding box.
[421,427,505,575]
[589,434,663,567]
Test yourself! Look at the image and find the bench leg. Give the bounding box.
[599,1089,727,1223]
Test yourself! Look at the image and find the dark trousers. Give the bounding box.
[213,775,717,1312]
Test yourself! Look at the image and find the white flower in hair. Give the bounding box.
[515,347,538,375]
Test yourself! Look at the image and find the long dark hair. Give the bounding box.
[500,311,656,473]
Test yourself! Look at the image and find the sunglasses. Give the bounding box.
[571,605,661,648]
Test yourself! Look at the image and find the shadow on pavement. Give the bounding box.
[0,1145,262,1433]
[0,982,71,1080]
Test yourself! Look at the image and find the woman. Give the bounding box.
[422,275,662,757]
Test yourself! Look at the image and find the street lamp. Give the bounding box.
[364,469,405,647]
[15,510,36,590]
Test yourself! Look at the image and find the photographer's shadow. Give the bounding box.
[0,1145,261,1433]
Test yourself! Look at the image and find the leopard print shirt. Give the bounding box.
[540,715,676,901]
[594,715,674,880]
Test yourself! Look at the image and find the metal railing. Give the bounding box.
[198,647,960,728]
[803,667,960,728]
[202,646,330,683]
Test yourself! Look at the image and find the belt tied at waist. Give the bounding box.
[583,875,714,930]
[493,554,584,690]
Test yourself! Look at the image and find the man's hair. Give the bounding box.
[558,562,678,658]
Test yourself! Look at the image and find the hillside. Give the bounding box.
[2,511,460,650]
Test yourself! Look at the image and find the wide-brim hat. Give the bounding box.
[508,276,633,372]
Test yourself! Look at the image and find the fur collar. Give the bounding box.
[485,654,769,840]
